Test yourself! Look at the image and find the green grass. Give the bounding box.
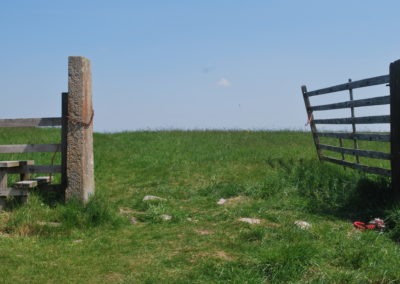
[1,129,400,283]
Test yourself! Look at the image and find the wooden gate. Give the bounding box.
[302,59,400,196]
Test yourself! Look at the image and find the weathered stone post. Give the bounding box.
[65,56,95,202]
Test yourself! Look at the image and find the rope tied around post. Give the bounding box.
[67,109,94,128]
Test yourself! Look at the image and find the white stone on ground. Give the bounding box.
[143,195,165,201]
[217,198,227,205]
[238,218,261,224]
[294,220,311,230]
[161,214,172,221]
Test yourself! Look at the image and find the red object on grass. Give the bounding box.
[353,221,376,230]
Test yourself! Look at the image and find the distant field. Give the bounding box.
[0,129,399,283]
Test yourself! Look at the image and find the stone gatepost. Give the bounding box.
[65,56,95,202]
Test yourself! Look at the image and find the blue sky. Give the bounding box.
[1,1,399,132]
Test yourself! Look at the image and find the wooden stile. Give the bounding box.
[0,56,95,206]
[0,98,63,201]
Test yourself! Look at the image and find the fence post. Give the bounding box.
[61,92,68,197]
[390,60,400,199]
[65,56,95,202]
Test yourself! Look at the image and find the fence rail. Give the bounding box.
[0,118,62,128]
[302,60,400,196]
[6,165,62,174]
[0,144,61,154]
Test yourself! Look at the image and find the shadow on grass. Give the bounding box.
[339,177,393,220]
[290,159,398,230]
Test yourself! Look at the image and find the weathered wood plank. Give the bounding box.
[0,117,62,128]
[310,96,390,111]
[302,86,322,160]
[306,75,389,97]
[0,144,61,154]
[321,156,391,176]
[316,132,390,142]
[6,165,62,174]
[0,160,35,168]
[319,144,391,160]
[0,161,21,168]
[35,176,51,185]
[0,188,29,197]
[314,115,390,125]
[13,180,38,189]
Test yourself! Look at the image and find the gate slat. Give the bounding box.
[306,75,389,97]
[319,144,390,160]
[321,157,391,176]
[314,115,390,125]
[316,132,390,142]
[310,96,390,111]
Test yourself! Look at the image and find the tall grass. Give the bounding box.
[0,129,400,283]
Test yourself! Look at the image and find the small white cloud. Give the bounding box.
[217,78,231,87]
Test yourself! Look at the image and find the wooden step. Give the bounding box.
[13,180,38,189]
[0,161,21,168]
[0,160,35,168]
[34,176,51,185]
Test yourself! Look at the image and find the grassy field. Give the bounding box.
[1,129,400,283]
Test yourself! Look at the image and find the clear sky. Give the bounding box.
[1,1,400,132]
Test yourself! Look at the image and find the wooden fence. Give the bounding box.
[0,56,95,206]
[302,59,400,195]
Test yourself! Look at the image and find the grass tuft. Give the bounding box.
[5,193,123,237]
